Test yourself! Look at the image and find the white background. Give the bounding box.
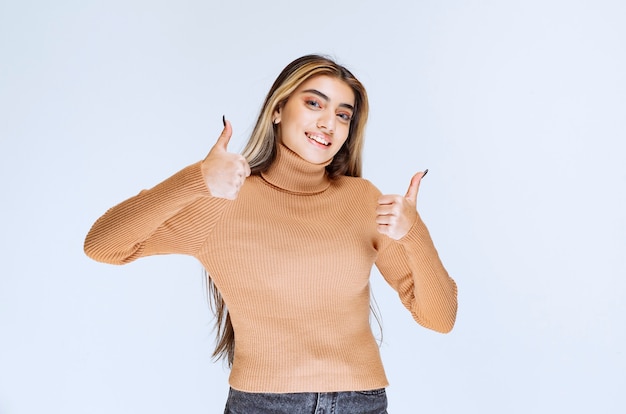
[1,1,625,413]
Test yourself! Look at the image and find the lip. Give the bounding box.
[305,131,332,148]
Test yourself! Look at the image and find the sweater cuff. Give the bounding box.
[178,161,213,198]
[397,213,430,247]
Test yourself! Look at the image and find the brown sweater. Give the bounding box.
[84,144,457,393]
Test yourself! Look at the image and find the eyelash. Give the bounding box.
[338,112,352,122]
[305,99,322,109]
[305,99,352,122]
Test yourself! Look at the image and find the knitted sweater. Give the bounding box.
[84,144,458,393]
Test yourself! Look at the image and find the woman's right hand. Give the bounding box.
[201,119,251,200]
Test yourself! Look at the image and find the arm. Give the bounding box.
[375,215,458,333]
[84,119,250,265]
[374,172,457,333]
[83,161,229,264]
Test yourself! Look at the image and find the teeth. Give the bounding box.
[306,133,330,146]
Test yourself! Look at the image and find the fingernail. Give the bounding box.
[222,115,226,127]
[422,169,429,178]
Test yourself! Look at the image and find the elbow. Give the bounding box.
[420,312,457,334]
[83,232,99,261]
[439,299,458,333]
[84,229,110,263]
[433,316,456,334]
[83,238,118,265]
[83,231,100,261]
[83,232,140,266]
[437,299,458,334]
[435,281,458,333]
[83,241,110,264]
[413,298,458,334]
[83,244,139,265]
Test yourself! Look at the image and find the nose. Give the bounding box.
[316,109,335,134]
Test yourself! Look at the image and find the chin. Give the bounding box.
[305,153,334,164]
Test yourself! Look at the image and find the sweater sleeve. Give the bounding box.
[375,214,458,333]
[84,161,230,265]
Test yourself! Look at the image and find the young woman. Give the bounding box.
[84,54,458,413]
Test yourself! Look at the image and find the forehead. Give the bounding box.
[294,75,355,106]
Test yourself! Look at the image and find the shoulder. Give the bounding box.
[333,175,382,199]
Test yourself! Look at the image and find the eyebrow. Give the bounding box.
[301,89,355,111]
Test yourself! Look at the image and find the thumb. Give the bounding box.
[213,118,232,151]
[404,171,424,203]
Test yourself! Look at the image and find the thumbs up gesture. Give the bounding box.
[376,170,427,240]
[200,118,251,200]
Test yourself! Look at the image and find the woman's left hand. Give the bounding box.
[376,171,427,240]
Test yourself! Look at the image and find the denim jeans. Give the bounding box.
[224,387,388,414]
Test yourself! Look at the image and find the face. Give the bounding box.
[274,75,355,165]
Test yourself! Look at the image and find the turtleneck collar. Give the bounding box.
[261,143,332,194]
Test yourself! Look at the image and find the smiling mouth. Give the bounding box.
[306,133,330,146]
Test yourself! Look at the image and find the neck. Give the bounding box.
[261,144,332,194]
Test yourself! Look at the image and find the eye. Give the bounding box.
[305,99,322,109]
[337,112,353,122]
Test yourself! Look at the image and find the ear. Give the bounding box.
[272,106,281,125]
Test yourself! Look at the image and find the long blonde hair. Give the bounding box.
[208,54,370,366]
